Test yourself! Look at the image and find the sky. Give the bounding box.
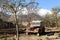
[35,0,60,10]
[8,0,60,10]
[1,0,60,16]
[26,0,60,16]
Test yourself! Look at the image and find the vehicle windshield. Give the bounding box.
[30,22,40,27]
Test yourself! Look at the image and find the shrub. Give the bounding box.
[12,38,16,40]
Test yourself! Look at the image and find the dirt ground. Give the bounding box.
[0,27,60,40]
[0,32,59,40]
[11,33,60,40]
[0,32,60,40]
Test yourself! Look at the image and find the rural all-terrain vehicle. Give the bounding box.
[25,20,45,36]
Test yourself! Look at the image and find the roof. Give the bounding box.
[30,20,41,22]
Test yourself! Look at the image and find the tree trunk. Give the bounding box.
[16,23,19,40]
[14,12,19,40]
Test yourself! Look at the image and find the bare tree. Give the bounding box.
[2,0,39,40]
[2,0,26,40]
[52,7,60,27]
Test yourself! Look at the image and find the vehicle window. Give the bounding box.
[30,22,40,26]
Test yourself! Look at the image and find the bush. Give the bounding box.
[4,37,7,40]
[12,38,16,40]
[37,38,42,40]
[45,37,50,40]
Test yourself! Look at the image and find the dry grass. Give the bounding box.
[0,34,60,40]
